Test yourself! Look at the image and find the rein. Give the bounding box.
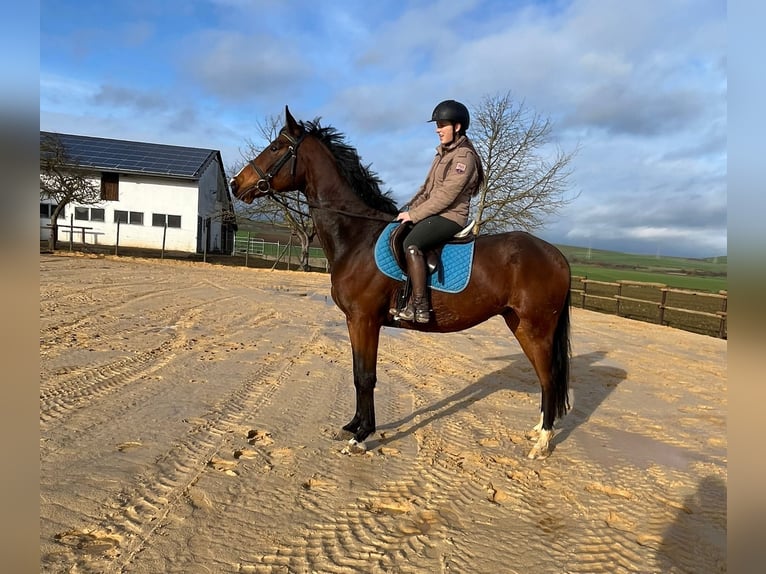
[267,190,396,223]
[251,130,396,223]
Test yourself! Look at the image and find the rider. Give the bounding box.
[393,99,485,323]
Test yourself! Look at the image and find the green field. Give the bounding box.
[559,245,727,293]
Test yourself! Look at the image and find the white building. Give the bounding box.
[40,132,237,254]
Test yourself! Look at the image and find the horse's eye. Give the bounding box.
[270,144,279,152]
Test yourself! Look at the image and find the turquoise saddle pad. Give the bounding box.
[373,222,475,294]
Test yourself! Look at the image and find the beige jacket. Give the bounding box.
[407,135,481,227]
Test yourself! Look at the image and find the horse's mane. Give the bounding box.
[300,119,399,215]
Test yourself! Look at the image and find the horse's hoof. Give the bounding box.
[332,429,355,441]
[527,429,553,459]
[524,429,539,440]
[527,445,551,460]
[341,438,367,455]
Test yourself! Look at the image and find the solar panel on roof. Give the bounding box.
[40,131,217,179]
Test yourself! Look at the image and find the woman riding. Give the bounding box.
[393,99,485,323]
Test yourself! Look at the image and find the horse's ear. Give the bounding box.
[285,106,301,136]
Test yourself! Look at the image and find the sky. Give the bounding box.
[39,0,727,259]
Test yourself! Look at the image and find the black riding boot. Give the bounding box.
[397,246,430,323]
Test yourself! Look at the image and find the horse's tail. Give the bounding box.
[552,288,571,419]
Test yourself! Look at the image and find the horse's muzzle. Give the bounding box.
[229,179,253,203]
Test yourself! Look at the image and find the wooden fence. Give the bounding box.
[570,276,727,339]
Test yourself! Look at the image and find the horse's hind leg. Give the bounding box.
[505,314,559,459]
[526,356,556,458]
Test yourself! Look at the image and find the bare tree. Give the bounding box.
[40,133,101,251]
[233,95,575,264]
[231,115,318,271]
[470,92,578,235]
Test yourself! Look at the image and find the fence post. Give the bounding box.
[271,240,292,271]
[245,232,250,267]
[581,280,587,308]
[69,214,74,252]
[203,219,208,263]
[616,282,622,316]
[287,234,293,270]
[718,290,727,338]
[659,288,668,326]
[115,219,120,255]
[161,221,167,259]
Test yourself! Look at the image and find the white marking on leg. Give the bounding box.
[341,438,367,455]
[532,411,544,433]
[528,428,554,460]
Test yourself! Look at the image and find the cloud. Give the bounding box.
[91,84,168,111]
[40,0,726,258]
[178,29,313,107]
[569,84,707,136]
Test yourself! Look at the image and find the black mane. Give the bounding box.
[300,119,399,215]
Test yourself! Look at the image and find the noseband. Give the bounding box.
[250,131,305,193]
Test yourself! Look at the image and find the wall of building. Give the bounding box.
[195,157,230,253]
[40,173,202,252]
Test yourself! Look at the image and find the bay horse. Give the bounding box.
[230,106,572,459]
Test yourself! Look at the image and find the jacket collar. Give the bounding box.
[437,134,466,155]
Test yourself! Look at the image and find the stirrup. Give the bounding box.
[413,298,430,323]
[395,305,415,321]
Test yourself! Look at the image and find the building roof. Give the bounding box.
[40,131,222,180]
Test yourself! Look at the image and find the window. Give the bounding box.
[101,172,119,201]
[73,207,105,221]
[152,213,182,228]
[40,203,65,219]
[114,210,144,225]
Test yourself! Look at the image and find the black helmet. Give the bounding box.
[429,99,470,131]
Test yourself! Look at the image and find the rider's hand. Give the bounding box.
[396,211,412,223]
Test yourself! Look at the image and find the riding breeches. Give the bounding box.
[402,215,463,252]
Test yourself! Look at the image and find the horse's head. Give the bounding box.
[230,106,306,203]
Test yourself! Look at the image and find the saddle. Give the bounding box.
[389,220,475,279]
[387,220,475,315]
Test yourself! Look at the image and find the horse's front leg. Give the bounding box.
[341,317,381,454]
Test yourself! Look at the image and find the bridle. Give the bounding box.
[249,130,305,194]
[246,129,396,223]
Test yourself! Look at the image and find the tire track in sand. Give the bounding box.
[40,257,727,573]
[225,328,532,572]
[40,281,223,358]
[40,298,244,428]
[237,321,711,572]
[42,327,324,573]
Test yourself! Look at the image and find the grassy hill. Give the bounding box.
[558,244,727,292]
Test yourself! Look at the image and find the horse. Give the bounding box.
[230,106,572,459]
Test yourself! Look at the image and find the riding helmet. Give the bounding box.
[429,99,470,131]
